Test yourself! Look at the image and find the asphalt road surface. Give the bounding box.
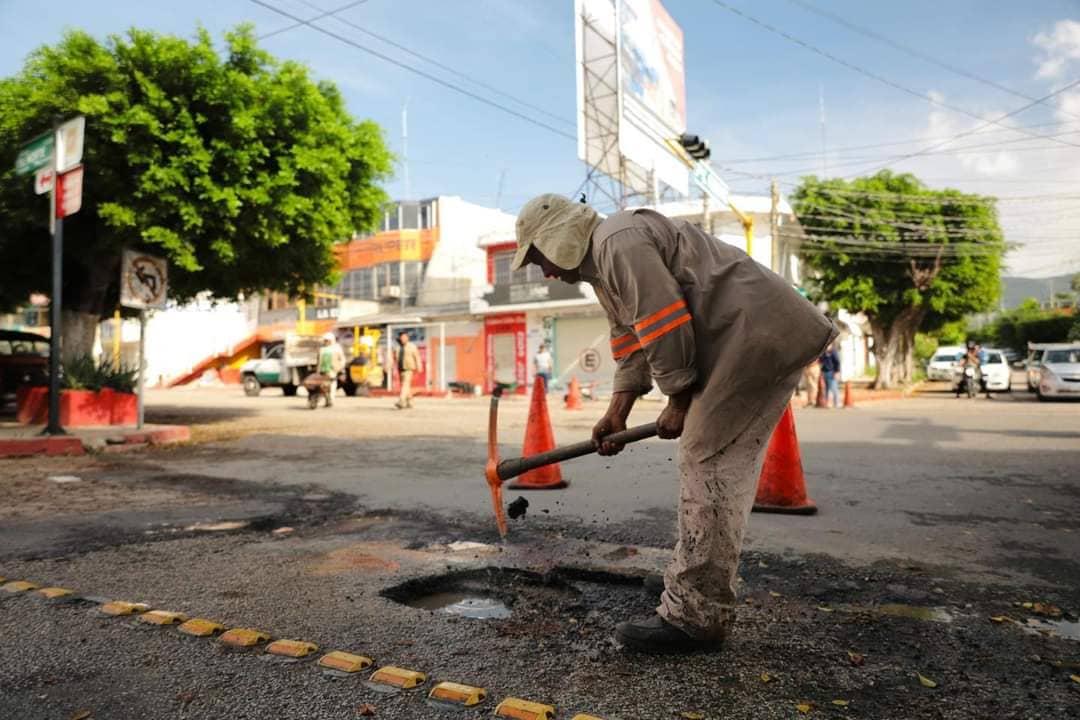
[1,378,1077,719]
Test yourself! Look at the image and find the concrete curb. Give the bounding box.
[0,425,190,459]
[0,437,84,459]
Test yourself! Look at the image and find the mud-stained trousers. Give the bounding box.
[658,369,802,640]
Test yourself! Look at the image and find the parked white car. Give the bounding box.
[978,349,1011,392]
[1037,344,1080,400]
[927,346,965,381]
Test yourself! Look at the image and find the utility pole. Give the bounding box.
[770,179,781,277]
[701,191,710,235]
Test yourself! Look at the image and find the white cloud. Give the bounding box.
[1033,19,1080,79]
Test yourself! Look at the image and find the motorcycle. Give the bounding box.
[953,365,978,399]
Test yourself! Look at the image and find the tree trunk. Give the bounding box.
[870,306,926,390]
[61,309,101,363]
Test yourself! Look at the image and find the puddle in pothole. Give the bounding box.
[1022,618,1080,641]
[405,592,512,619]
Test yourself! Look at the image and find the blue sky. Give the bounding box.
[2,0,1079,277]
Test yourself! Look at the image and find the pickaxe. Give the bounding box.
[485,387,659,537]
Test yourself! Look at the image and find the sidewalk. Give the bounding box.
[0,421,190,458]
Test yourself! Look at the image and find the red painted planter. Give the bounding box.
[110,391,138,425]
[14,387,138,426]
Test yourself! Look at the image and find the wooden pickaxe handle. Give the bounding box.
[495,422,659,482]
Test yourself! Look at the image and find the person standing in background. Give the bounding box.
[534,342,553,391]
[394,331,423,409]
[820,344,841,408]
[802,359,821,408]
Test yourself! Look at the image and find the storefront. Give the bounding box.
[484,313,528,394]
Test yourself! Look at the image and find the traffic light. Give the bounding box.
[679,133,711,161]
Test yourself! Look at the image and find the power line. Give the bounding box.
[848,77,1080,178]
[709,0,1080,151]
[247,0,576,141]
[768,130,1080,178]
[257,0,368,40]
[723,120,1080,165]
[289,0,575,129]
[784,0,1080,124]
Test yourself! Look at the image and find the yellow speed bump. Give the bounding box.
[495,698,556,720]
[266,639,319,658]
[220,628,272,648]
[178,618,226,637]
[369,666,427,689]
[37,587,74,600]
[100,601,150,616]
[318,651,373,673]
[428,681,488,707]
[2,580,39,593]
[139,610,189,626]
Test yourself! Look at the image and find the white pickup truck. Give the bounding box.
[240,334,323,397]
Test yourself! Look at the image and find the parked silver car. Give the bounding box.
[1037,344,1080,401]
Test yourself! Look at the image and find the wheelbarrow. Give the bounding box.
[302,373,334,409]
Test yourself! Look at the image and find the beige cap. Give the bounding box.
[511,194,602,272]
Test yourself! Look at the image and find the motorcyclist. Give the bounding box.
[956,342,981,398]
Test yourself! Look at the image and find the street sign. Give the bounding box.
[579,347,602,373]
[55,166,83,219]
[34,167,54,195]
[55,116,85,172]
[120,250,169,309]
[15,132,53,176]
[691,161,731,207]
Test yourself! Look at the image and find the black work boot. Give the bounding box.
[614,615,724,654]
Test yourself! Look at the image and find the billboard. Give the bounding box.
[576,0,689,196]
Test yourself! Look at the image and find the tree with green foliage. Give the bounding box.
[792,171,1005,389]
[0,25,392,359]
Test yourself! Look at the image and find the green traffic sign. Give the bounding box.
[15,132,54,176]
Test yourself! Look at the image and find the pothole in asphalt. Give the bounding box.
[382,567,579,621]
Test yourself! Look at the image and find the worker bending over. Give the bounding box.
[511,194,836,653]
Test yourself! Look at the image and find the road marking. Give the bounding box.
[428,681,487,707]
[36,587,74,600]
[266,639,319,658]
[317,651,373,673]
[100,601,150,616]
[2,580,39,593]
[369,666,427,689]
[220,628,272,648]
[139,610,189,626]
[178,618,226,637]
[10,574,613,719]
[495,697,556,719]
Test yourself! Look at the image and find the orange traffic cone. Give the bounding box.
[816,373,828,408]
[752,406,817,515]
[843,381,854,408]
[565,377,583,411]
[509,375,568,490]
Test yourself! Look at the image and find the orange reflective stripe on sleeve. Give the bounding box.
[612,339,642,360]
[611,332,642,360]
[638,313,691,348]
[633,299,691,348]
[633,299,687,334]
